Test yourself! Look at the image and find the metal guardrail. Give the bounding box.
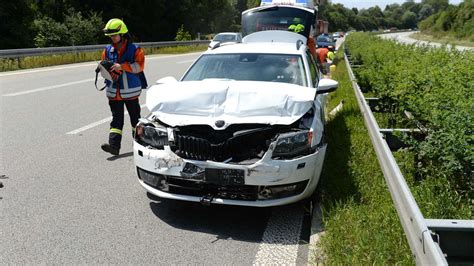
[0,40,210,58]
[344,49,474,264]
[344,51,447,264]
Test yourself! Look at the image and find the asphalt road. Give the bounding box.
[0,52,312,264]
[379,31,472,51]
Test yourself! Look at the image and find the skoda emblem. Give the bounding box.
[215,120,225,128]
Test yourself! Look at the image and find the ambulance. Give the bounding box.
[241,0,318,40]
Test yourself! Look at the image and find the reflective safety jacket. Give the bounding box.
[316,47,329,64]
[327,51,335,61]
[307,37,317,59]
[101,40,145,100]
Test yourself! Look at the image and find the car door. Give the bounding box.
[305,50,325,145]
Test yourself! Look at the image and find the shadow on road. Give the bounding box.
[107,152,133,161]
[148,193,272,243]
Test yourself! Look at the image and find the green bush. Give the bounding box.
[64,9,103,46]
[346,32,473,208]
[175,25,192,41]
[33,16,69,47]
[318,52,413,264]
[419,0,474,40]
[33,8,102,47]
[317,34,472,264]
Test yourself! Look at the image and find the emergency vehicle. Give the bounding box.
[241,0,317,40]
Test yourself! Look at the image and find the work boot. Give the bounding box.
[101,143,120,156]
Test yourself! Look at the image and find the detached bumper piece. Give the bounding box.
[137,167,308,201]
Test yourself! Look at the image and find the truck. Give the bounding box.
[317,19,329,35]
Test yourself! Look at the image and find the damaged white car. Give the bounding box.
[134,31,338,207]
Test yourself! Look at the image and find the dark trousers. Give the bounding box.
[108,98,141,149]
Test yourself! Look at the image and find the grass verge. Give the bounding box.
[0,44,208,72]
[314,52,413,264]
[314,44,471,263]
[410,32,474,47]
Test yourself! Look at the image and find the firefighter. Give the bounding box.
[288,23,305,33]
[288,21,317,59]
[288,17,305,34]
[316,46,329,73]
[327,49,335,63]
[327,49,336,75]
[100,18,146,156]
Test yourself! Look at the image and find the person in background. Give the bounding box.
[326,48,335,73]
[288,19,317,59]
[100,18,145,156]
[316,46,329,74]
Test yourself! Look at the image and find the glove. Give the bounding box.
[110,70,122,81]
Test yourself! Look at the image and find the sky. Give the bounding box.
[330,0,463,9]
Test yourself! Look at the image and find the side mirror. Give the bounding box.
[155,76,177,85]
[208,41,220,50]
[317,78,338,94]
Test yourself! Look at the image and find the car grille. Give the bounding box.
[171,125,276,162]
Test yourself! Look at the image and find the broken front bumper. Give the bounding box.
[133,141,327,207]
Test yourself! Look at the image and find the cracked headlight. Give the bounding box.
[135,122,169,149]
[272,130,312,159]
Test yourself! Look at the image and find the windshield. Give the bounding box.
[242,6,314,38]
[182,53,307,87]
[214,34,238,42]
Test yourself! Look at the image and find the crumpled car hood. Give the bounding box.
[146,80,315,130]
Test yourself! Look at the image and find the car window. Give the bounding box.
[183,54,308,87]
[214,34,238,42]
[318,36,335,42]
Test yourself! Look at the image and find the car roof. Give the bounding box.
[215,32,241,36]
[205,42,306,56]
[207,31,308,56]
[243,4,315,15]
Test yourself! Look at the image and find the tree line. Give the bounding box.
[1,0,471,49]
[0,0,261,49]
[320,0,448,32]
[419,0,473,40]
[320,0,472,40]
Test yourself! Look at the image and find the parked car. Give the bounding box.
[134,30,338,207]
[316,34,336,49]
[332,32,340,39]
[208,32,242,49]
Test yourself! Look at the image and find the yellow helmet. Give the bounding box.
[103,18,128,36]
[288,24,305,33]
[327,51,335,60]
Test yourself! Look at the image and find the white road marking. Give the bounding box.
[176,59,195,64]
[253,205,304,265]
[2,78,95,97]
[1,52,203,97]
[0,52,203,77]
[66,104,147,135]
[0,63,98,77]
[308,203,325,263]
